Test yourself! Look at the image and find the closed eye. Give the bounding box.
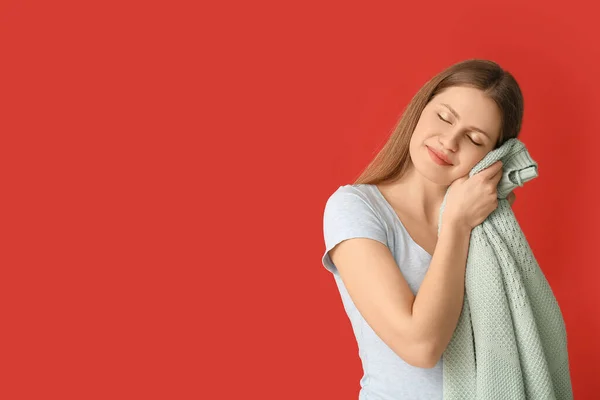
[437,113,450,124]
[437,113,483,147]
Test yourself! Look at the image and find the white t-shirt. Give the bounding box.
[321,183,443,400]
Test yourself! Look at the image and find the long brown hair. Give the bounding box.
[353,59,524,185]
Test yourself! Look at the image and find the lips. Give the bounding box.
[427,146,453,165]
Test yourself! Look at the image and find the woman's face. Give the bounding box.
[409,85,503,185]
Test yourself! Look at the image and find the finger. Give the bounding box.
[493,167,504,184]
[508,192,516,205]
[485,165,504,188]
[481,160,504,180]
[452,175,469,185]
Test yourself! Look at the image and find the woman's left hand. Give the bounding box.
[507,192,516,206]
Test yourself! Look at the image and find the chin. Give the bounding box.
[414,159,452,185]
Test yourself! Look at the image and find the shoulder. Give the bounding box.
[321,184,390,273]
[324,184,377,211]
[323,184,388,233]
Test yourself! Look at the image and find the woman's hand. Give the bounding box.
[507,191,516,206]
[443,160,504,231]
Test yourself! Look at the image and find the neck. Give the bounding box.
[381,162,449,226]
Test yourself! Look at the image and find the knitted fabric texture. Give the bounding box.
[436,138,573,399]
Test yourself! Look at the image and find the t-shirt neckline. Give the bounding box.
[366,184,434,259]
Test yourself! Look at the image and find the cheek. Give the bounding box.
[410,126,430,145]
[461,153,485,171]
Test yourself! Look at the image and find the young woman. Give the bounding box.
[321,59,521,399]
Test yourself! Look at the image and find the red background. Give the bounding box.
[1,0,598,398]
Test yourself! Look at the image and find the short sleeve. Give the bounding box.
[321,187,388,275]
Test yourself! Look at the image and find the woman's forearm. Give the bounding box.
[410,221,472,365]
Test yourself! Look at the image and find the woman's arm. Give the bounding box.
[410,221,472,368]
[413,192,516,367]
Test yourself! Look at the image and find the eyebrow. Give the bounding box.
[440,103,491,139]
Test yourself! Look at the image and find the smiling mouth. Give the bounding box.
[427,146,453,166]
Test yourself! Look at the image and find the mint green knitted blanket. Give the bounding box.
[437,138,573,399]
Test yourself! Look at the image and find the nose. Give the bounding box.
[438,128,460,152]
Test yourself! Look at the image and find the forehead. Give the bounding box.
[432,86,495,112]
